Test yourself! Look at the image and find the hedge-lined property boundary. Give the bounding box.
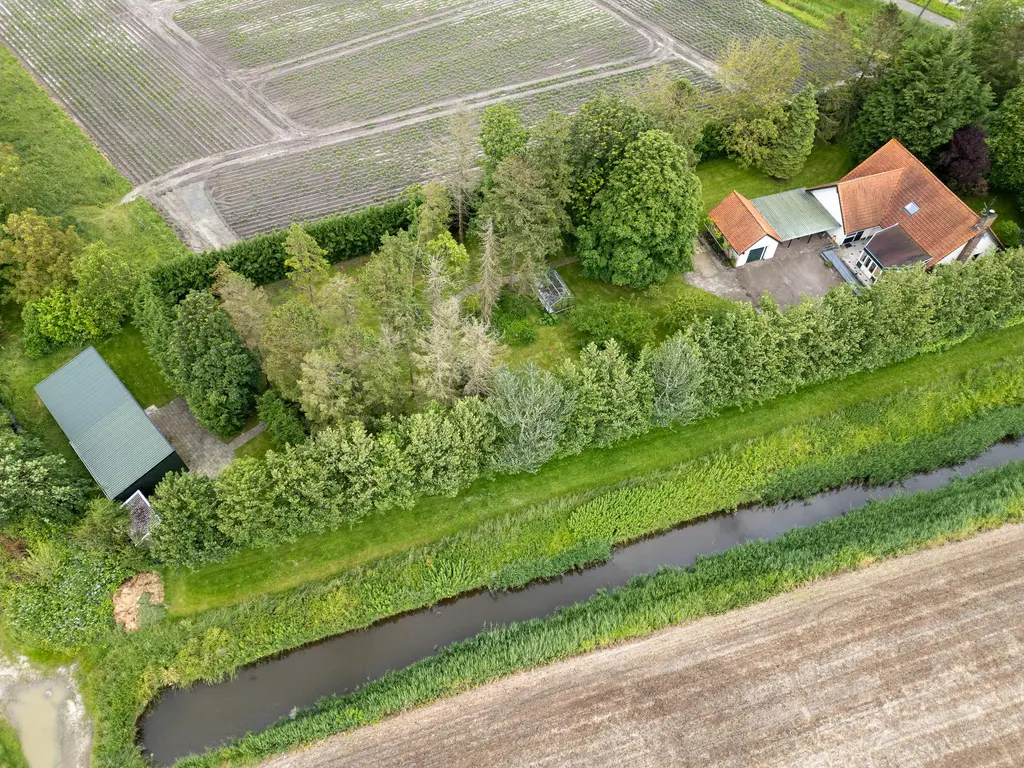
[81,356,1024,767]
[175,459,1024,766]
[145,195,419,305]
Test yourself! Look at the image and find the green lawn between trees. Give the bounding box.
[164,321,1024,615]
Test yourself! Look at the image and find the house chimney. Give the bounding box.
[959,207,998,261]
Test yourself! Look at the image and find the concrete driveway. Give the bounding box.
[687,237,843,308]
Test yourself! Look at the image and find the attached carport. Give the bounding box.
[750,188,842,248]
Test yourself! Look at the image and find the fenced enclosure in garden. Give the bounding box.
[538,269,575,314]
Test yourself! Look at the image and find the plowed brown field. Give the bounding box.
[262,524,1024,768]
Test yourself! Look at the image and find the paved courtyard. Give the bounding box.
[687,235,843,307]
[147,398,265,477]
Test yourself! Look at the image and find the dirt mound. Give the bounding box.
[113,572,165,632]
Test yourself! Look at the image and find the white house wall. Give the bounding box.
[736,235,779,266]
[971,231,999,257]
[936,231,998,266]
[809,186,845,240]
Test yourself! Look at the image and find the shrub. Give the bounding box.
[499,318,537,345]
[665,286,735,331]
[569,297,656,356]
[145,196,419,305]
[1,540,131,655]
[994,219,1023,248]
[257,390,307,448]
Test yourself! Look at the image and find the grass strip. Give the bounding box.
[175,459,1024,767]
[0,718,29,768]
[82,357,1024,767]
[166,322,1024,614]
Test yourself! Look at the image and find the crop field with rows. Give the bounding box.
[0,0,803,245]
[175,0,478,68]
[207,58,715,236]
[0,0,274,183]
[615,0,805,56]
[205,120,445,237]
[262,0,651,128]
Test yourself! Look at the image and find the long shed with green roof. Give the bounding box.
[34,347,185,500]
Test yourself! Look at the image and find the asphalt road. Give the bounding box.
[262,523,1024,768]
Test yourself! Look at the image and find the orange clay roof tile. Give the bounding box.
[835,139,985,260]
[708,190,781,254]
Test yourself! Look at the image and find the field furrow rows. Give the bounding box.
[261,0,650,129]
[610,0,805,57]
[0,0,273,182]
[207,58,710,237]
[174,0,479,68]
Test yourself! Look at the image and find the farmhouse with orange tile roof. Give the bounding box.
[707,140,999,284]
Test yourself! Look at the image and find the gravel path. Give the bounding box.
[262,524,1024,768]
[894,0,958,28]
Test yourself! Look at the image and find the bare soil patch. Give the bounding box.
[261,524,1024,768]
[113,572,165,632]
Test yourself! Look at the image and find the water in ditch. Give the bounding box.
[140,439,1024,765]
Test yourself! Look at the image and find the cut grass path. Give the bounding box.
[165,322,1024,615]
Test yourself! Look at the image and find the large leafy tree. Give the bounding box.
[0,209,82,304]
[479,104,529,188]
[761,84,819,180]
[850,35,993,160]
[71,243,139,337]
[168,290,261,437]
[963,0,1024,100]
[629,68,705,156]
[577,130,702,288]
[934,125,991,197]
[564,94,653,224]
[0,428,88,529]
[713,36,803,171]
[990,82,1024,193]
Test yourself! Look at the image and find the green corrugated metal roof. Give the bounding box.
[34,347,174,498]
[751,188,841,243]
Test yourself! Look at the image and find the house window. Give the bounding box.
[747,246,767,262]
[843,230,865,245]
[855,252,882,283]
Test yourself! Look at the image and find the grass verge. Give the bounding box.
[165,322,1024,614]
[175,459,1024,767]
[82,359,1024,768]
[0,718,28,768]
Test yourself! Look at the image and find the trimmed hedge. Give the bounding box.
[146,195,419,305]
[80,359,1024,767]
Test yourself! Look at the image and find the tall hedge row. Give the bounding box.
[146,195,419,305]
[150,249,1024,567]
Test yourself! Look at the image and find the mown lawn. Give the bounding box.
[164,321,1024,615]
[697,142,855,214]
